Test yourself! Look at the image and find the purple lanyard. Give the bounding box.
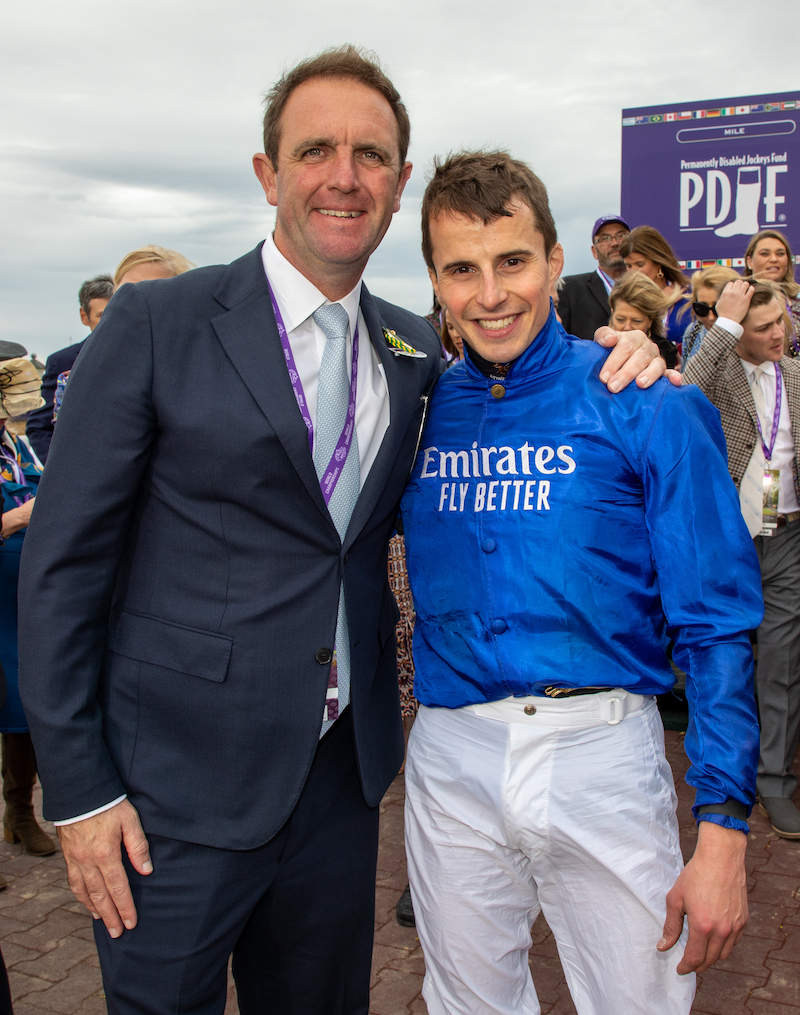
[596,267,615,294]
[785,298,799,355]
[267,280,359,506]
[754,365,782,464]
[0,440,25,486]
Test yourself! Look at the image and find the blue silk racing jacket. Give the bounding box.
[401,310,763,832]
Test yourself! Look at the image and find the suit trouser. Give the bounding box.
[94,709,379,1015]
[405,693,694,1015]
[754,518,800,798]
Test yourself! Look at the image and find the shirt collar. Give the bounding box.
[595,267,615,295]
[261,233,363,337]
[740,359,776,379]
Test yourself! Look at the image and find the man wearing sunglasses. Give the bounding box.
[558,214,630,341]
[683,279,800,839]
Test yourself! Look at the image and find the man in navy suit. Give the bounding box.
[18,48,665,1015]
[27,274,113,462]
[558,215,630,341]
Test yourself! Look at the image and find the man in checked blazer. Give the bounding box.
[683,279,800,840]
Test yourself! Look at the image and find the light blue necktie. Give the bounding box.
[313,303,360,735]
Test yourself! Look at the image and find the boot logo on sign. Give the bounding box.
[679,161,788,236]
[715,167,761,237]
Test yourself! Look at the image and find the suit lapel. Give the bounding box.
[211,248,331,525]
[587,272,611,315]
[343,287,427,549]
[726,355,760,432]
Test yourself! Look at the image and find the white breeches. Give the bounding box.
[404,691,695,1015]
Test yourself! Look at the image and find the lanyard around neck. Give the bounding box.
[267,279,359,506]
[753,365,782,464]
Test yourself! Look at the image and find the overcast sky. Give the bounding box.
[1,0,796,358]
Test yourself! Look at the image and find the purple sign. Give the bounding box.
[621,92,800,269]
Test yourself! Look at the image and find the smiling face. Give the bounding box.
[610,299,653,334]
[736,298,786,365]
[747,236,790,282]
[427,201,564,364]
[253,76,412,300]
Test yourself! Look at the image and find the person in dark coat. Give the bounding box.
[557,214,629,341]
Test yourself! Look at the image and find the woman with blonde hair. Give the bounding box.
[113,245,196,288]
[620,226,691,352]
[608,271,678,367]
[742,230,800,355]
[682,265,741,362]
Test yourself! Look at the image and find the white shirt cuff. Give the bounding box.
[714,317,744,339]
[53,794,128,826]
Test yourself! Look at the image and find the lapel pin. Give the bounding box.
[382,327,427,359]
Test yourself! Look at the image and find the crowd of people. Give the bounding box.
[0,42,797,1015]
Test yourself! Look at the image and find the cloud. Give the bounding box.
[1,0,797,355]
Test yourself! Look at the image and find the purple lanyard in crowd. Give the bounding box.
[754,365,782,464]
[785,298,799,355]
[267,279,359,506]
[596,267,615,295]
[0,439,25,486]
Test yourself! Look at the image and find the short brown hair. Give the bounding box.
[743,280,784,321]
[619,226,689,288]
[262,45,411,168]
[421,151,558,270]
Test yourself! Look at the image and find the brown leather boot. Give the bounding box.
[2,733,56,855]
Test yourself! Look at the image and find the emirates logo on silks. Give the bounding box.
[382,328,428,359]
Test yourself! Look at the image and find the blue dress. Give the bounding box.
[664,292,692,351]
[0,432,42,733]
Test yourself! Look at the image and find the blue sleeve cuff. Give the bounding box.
[696,813,749,835]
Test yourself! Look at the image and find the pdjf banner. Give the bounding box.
[621,93,800,269]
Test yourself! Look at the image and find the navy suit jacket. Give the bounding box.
[558,271,610,342]
[26,340,86,462]
[18,246,440,849]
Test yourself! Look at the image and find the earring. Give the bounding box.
[657,268,664,278]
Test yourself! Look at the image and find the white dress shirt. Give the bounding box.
[741,357,800,514]
[56,235,391,826]
[261,233,390,487]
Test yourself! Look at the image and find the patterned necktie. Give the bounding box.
[312,303,360,735]
[739,366,766,538]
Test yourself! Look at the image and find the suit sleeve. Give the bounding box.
[17,285,157,821]
[681,322,741,397]
[25,353,63,462]
[640,383,763,831]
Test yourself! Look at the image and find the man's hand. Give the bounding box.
[715,279,754,325]
[594,327,673,391]
[57,799,153,938]
[658,821,748,974]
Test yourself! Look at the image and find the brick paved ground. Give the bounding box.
[0,733,797,1013]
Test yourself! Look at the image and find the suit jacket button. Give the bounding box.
[491,384,506,399]
[315,648,333,665]
[524,704,537,716]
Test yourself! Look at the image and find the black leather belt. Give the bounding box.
[543,686,613,699]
